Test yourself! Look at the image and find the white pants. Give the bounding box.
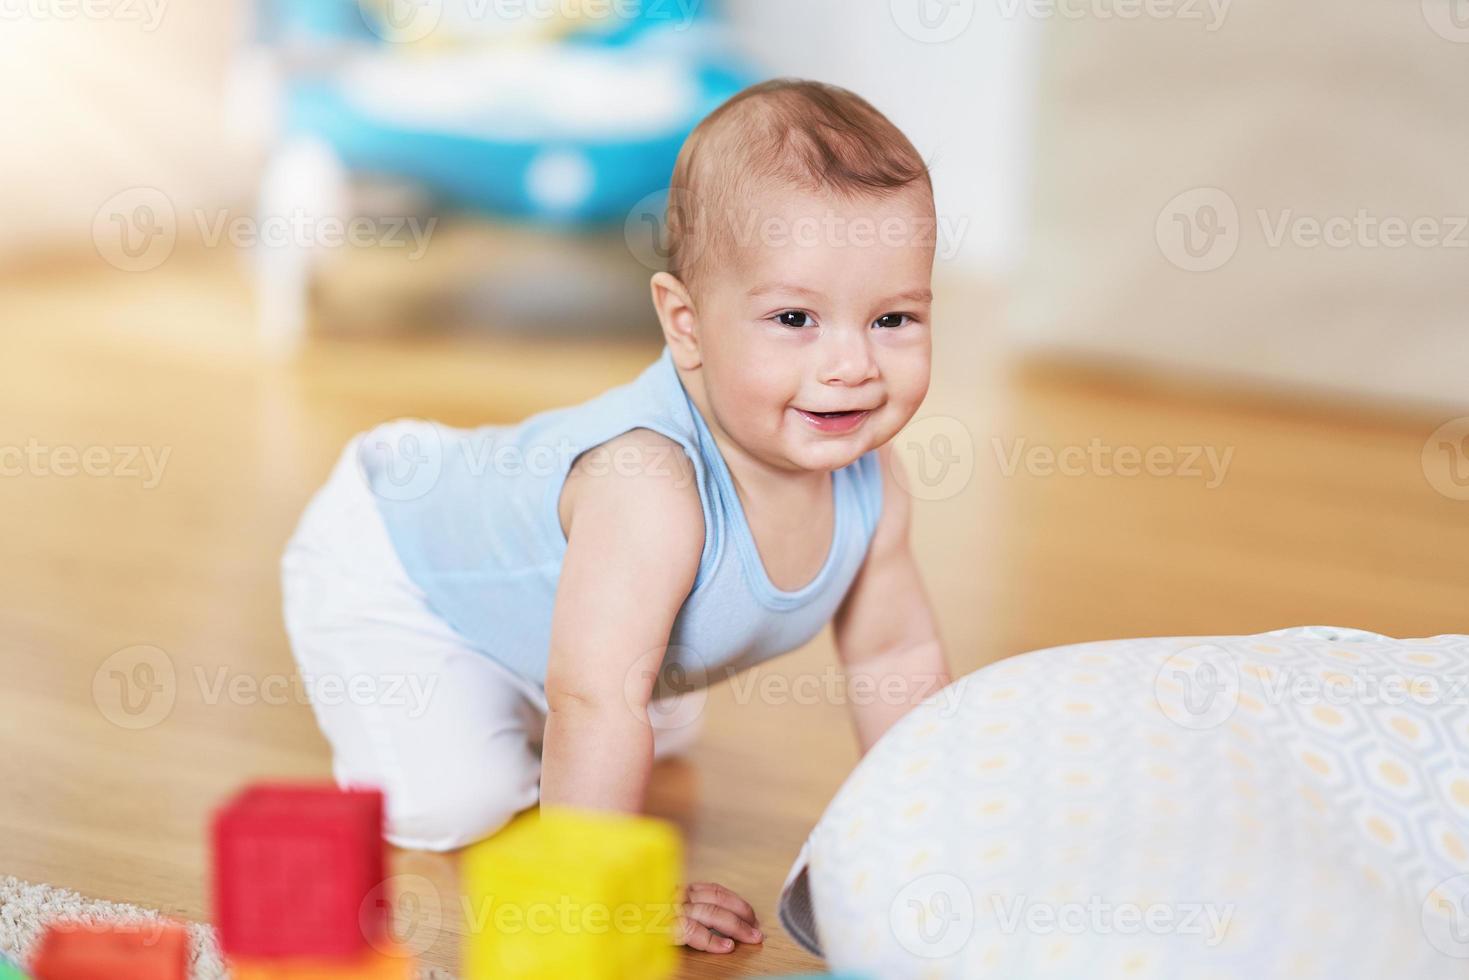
[281,434,698,851]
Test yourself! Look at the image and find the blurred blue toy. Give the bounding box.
[247,0,760,347]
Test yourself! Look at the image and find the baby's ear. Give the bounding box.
[650,272,701,368]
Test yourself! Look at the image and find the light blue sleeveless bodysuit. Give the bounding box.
[358,345,885,692]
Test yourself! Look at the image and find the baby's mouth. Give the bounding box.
[793,407,873,433]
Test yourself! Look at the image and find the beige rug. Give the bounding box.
[0,876,453,979]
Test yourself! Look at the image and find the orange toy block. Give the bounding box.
[30,921,188,980]
[228,942,416,979]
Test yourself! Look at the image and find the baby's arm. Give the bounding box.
[833,442,951,755]
[540,429,704,812]
[539,430,763,954]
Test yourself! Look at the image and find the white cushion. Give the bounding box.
[779,626,1469,979]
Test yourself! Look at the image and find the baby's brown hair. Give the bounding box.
[665,78,934,295]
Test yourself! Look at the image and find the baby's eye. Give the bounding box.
[776,310,814,329]
[874,313,910,329]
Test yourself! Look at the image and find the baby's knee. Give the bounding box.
[382,768,540,852]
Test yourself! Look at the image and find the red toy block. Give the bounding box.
[212,783,386,959]
[30,920,188,980]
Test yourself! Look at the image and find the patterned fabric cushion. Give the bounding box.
[779,626,1469,979]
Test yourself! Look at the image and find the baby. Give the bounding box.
[281,77,950,955]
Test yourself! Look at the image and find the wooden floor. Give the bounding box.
[1,247,1465,978]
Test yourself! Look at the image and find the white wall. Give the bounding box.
[1008,0,1469,410]
[724,1,1039,277]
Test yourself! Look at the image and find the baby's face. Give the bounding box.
[694,183,934,473]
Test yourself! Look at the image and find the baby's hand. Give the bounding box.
[673,881,763,953]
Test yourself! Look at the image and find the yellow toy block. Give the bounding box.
[229,942,416,979]
[462,807,682,980]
